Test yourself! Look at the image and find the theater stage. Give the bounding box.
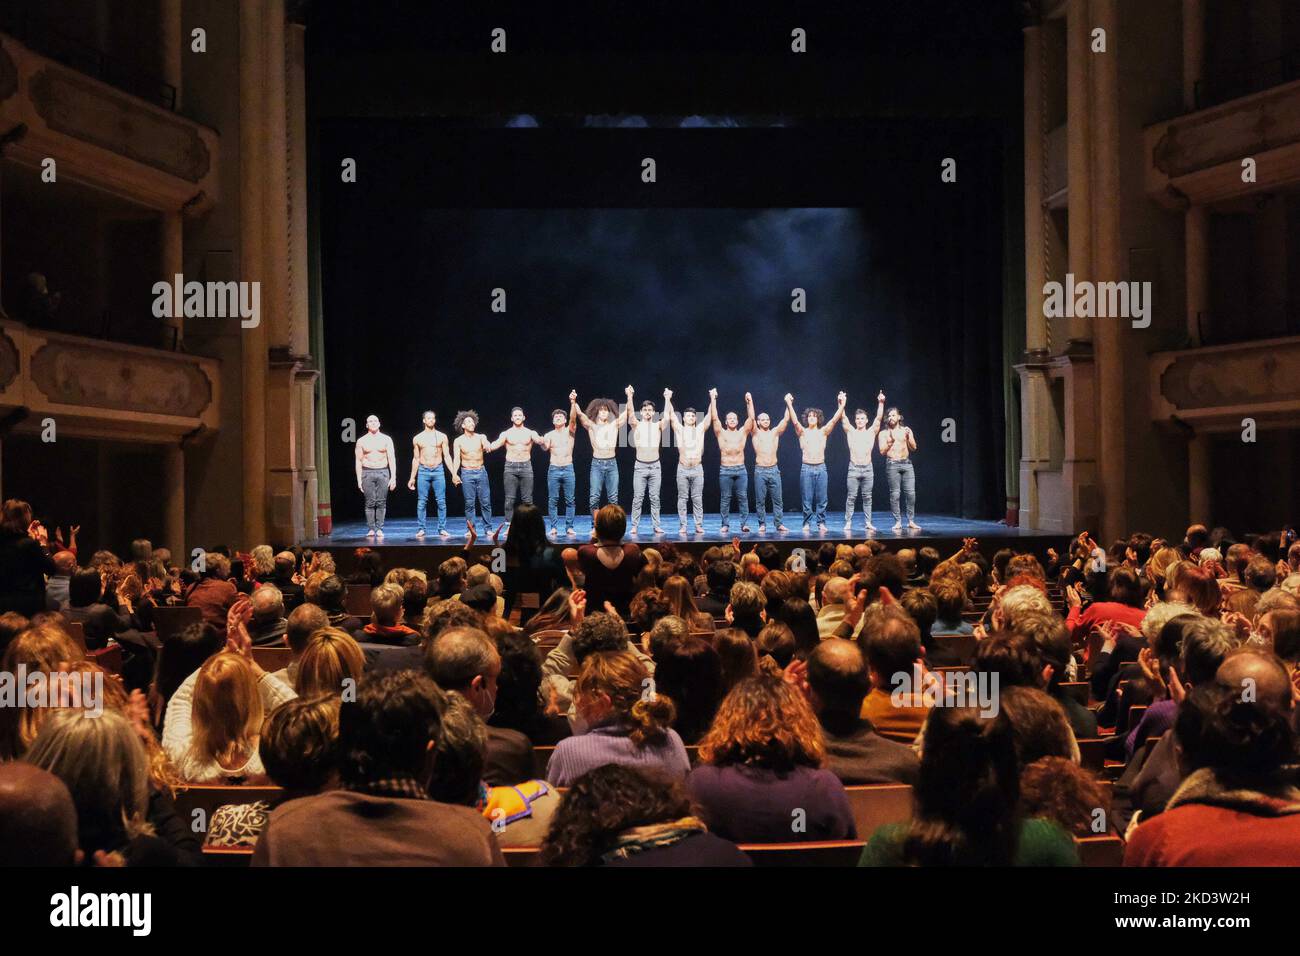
[304,513,1068,576]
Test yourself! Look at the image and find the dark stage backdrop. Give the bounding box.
[319,123,1007,524]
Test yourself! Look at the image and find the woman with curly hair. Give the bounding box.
[540,764,750,866]
[545,649,689,787]
[687,675,854,842]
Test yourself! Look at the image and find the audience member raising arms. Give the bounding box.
[688,675,855,843]
[570,505,647,619]
[540,764,750,867]
[546,650,689,787]
[859,704,1079,867]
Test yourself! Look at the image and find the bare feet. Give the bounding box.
[439,529,450,539]
[415,529,426,538]
[908,521,921,531]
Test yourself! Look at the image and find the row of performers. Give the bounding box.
[353,387,919,538]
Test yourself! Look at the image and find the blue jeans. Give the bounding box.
[630,460,662,528]
[846,463,874,524]
[547,464,576,532]
[589,457,619,512]
[416,465,447,533]
[754,465,784,526]
[800,463,828,526]
[719,465,749,528]
[887,459,916,523]
[460,467,492,532]
[677,463,704,529]
[503,461,534,521]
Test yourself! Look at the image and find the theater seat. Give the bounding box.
[251,646,292,671]
[742,841,866,867]
[1075,833,1124,867]
[844,784,913,839]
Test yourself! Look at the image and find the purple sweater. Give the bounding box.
[686,763,855,843]
[546,722,691,788]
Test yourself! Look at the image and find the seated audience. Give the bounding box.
[428,691,559,847]
[359,582,419,644]
[653,636,724,745]
[573,505,647,618]
[426,626,533,785]
[184,552,239,630]
[26,709,191,866]
[0,763,80,866]
[247,584,288,646]
[1125,666,1300,866]
[205,695,342,848]
[252,671,504,866]
[541,765,750,866]
[713,627,759,693]
[859,704,1079,866]
[858,606,931,743]
[490,628,571,746]
[295,628,366,698]
[801,638,919,785]
[1019,756,1112,838]
[689,675,855,842]
[546,650,689,786]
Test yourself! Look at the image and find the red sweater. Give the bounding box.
[1125,803,1300,866]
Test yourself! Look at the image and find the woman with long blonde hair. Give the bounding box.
[295,628,366,698]
[662,574,714,631]
[0,622,84,759]
[162,648,296,783]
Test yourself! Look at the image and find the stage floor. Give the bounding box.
[307,512,1050,547]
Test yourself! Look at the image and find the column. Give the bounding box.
[160,211,183,348]
[163,443,185,557]
[1091,0,1126,544]
[1023,23,1048,354]
[240,0,268,547]
[1182,0,1203,111]
[1185,206,1207,345]
[162,0,183,112]
[1065,0,1093,346]
[1188,432,1211,522]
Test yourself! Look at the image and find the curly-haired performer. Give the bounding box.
[785,390,846,533]
[572,386,633,539]
[450,409,499,537]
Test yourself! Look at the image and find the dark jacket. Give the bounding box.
[820,716,920,786]
[0,530,56,616]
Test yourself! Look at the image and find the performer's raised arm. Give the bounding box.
[742,392,755,435]
[873,391,886,429]
[785,393,803,436]
[709,388,722,437]
[823,392,847,435]
[697,397,713,432]
[661,388,674,434]
[570,390,593,430]
[617,385,634,427]
[773,405,791,435]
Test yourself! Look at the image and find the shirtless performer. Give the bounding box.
[627,387,673,536]
[667,395,713,536]
[542,406,578,538]
[406,410,454,539]
[710,390,754,534]
[572,386,633,538]
[450,409,498,536]
[355,415,397,538]
[490,407,545,525]
[785,391,846,533]
[746,393,791,533]
[842,391,887,533]
[879,406,920,532]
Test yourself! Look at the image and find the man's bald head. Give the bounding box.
[822,577,852,607]
[52,551,77,575]
[250,584,285,621]
[274,551,296,575]
[1216,648,1293,712]
[0,763,78,866]
[806,638,871,720]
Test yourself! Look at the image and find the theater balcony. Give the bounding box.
[1143,78,1300,209]
[1149,334,1300,434]
[0,26,220,215]
[0,318,220,443]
